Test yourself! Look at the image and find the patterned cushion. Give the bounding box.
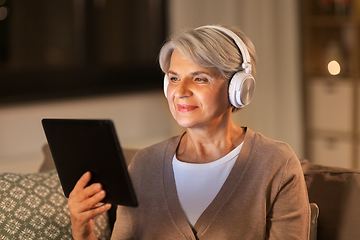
[0,171,111,240]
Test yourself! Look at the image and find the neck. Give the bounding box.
[177,118,245,163]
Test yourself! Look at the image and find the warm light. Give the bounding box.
[0,6,8,21]
[328,60,341,75]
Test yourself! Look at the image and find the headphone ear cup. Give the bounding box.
[164,75,169,98]
[228,72,256,108]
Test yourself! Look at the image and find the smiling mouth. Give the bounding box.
[177,104,198,112]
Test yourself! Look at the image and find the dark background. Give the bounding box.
[0,0,168,104]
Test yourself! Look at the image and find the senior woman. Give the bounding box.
[68,25,310,240]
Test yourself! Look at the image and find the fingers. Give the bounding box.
[70,172,104,204]
[68,172,112,239]
[71,171,92,195]
[72,201,112,222]
[68,171,111,216]
[70,202,112,240]
[69,189,112,224]
[76,187,107,213]
[83,202,112,219]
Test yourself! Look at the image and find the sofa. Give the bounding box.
[0,146,359,240]
[0,146,137,240]
[301,160,360,240]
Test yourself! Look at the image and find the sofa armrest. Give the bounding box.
[310,203,319,240]
[301,160,360,240]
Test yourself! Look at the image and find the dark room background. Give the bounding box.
[0,0,167,104]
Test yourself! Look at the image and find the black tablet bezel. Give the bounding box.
[42,118,138,207]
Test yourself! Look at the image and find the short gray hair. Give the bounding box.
[158,25,257,81]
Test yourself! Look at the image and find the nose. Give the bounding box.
[174,79,193,99]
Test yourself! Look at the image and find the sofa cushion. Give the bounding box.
[301,160,360,240]
[0,171,111,240]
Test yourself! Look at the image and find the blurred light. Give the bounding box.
[0,6,8,21]
[328,60,341,75]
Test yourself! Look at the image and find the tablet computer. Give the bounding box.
[42,118,138,207]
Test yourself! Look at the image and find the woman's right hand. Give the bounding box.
[68,171,112,240]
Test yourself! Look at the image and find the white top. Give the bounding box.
[172,143,243,226]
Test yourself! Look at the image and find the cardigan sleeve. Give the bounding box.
[110,206,135,240]
[266,155,311,240]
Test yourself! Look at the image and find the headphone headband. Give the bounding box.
[195,25,252,74]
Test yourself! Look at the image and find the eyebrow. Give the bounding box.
[167,70,211,76]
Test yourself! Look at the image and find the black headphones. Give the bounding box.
[164,25,255,108]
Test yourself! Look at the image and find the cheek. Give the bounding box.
[221,84,231,106]
[206,87,229,108]
[166,84,175,101]
[166,96,177,115]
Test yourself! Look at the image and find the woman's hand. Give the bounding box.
[68,171,112,240]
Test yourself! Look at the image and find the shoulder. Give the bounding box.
[244,128,295,160]
[254,131,295,158]
[243,129,304,193]
[243,128,300,175]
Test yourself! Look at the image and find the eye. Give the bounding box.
[195,77,208,83]
[169,76,179,82]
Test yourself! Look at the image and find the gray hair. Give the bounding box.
[158,25,257,81]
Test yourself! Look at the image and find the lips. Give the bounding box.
[177,104,198,112]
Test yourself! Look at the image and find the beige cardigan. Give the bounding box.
[111,128,310,239]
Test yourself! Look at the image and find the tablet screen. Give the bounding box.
[42,118,138,207]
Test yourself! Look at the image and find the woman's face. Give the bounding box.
[166,49,232,130]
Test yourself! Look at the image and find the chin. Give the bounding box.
[175,116,209,129]
[175,120,194,129]
[172,116,197,128]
